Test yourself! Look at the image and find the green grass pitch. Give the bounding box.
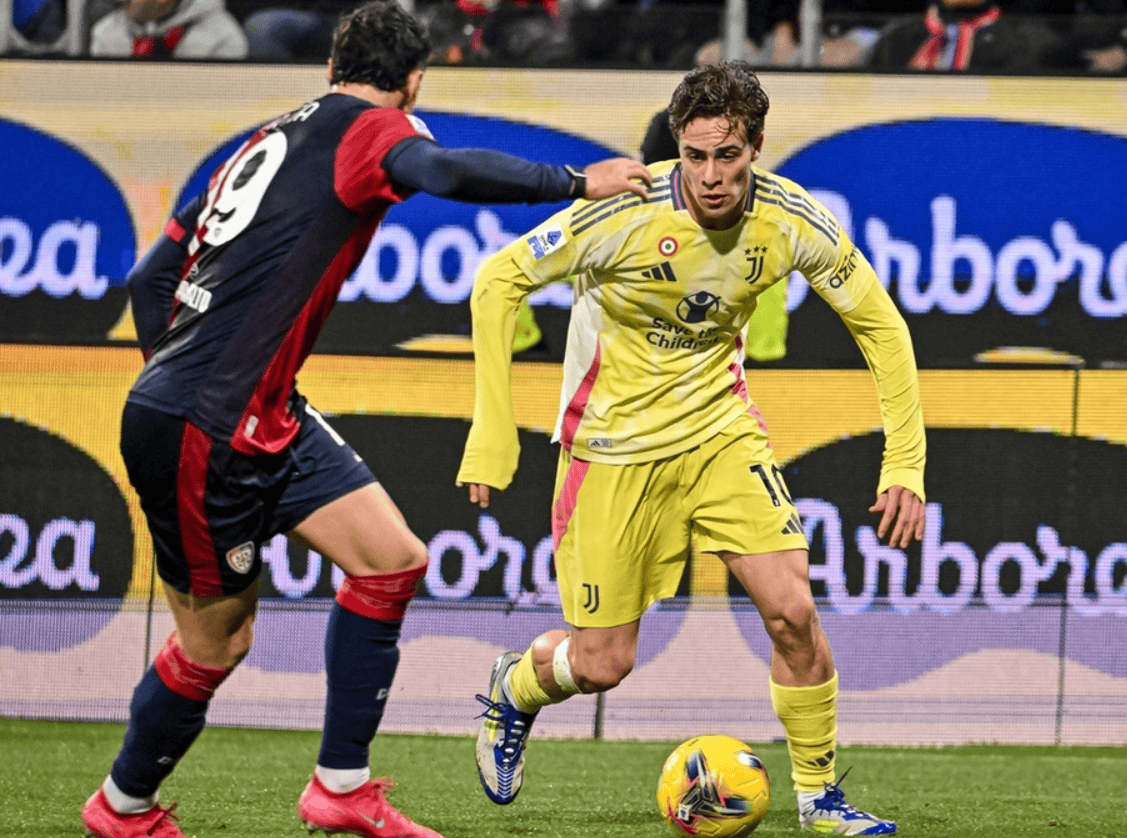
[2,718,1124,837]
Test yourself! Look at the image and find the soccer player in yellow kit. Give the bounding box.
[457,61,925,835]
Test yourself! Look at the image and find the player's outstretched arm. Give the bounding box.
[383,139,651,205]
[580,158,652,200]
[869,485,925,548]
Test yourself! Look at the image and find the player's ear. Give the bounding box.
[326,58,333,84]
[401,67,425,111]
[752,133,764,160]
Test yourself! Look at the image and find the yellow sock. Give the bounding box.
[769,671,839,792]
[506,649,555,714]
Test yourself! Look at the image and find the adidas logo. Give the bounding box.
[641,262,677,282]
[781,513,803,536]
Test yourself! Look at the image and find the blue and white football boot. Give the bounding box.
[474,651,538,805]
[798,770,897,835]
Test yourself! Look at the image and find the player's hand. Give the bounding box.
[456,481,493,509]
[583,158,653,201]
[869,485,925,548]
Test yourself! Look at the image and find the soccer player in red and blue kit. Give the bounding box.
[79,3,651,837]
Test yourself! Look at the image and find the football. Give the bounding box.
[656,734,770,838]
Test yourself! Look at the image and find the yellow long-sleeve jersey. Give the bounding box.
[458,161,925,501]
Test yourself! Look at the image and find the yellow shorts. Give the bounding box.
[550,412,807,628]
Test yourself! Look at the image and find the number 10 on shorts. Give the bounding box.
[750,463,793,507]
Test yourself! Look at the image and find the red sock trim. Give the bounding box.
[335,565,426,620]
[153,634,232,701]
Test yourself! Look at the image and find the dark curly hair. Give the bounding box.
[667,61,770,146]
[329,0,432,92]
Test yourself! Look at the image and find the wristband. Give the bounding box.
[564,164,587,199]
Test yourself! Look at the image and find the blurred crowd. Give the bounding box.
[5,0,1126,74]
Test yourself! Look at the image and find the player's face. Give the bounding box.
[678,116,756,231]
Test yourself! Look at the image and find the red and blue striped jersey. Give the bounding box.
[128,93,424,455]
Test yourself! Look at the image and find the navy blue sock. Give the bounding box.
[317,603,402,769]
[110,665,209,798]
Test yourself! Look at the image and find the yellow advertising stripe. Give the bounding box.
[299,354,563,434]
[0,344,149,597]
[4,346,1125,602]
[1077,370,1127,444]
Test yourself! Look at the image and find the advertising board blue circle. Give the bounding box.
[0,119,135,342]
[776,119,1127,366]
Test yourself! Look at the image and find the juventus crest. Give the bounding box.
[743,245,767,284]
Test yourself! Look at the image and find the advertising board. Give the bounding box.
[1,63,1124,743]
[2,65,1125,365]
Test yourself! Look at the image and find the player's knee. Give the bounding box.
[762,597,818,649]
[378,533,429,574]
[225,622,255,666]
[530,629,570,664]
[403,533,429,569]
[346,532,428,576]
[180,624,253,670]
[572,648,634,693]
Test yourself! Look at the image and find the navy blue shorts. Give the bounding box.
[120,396,374,597]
